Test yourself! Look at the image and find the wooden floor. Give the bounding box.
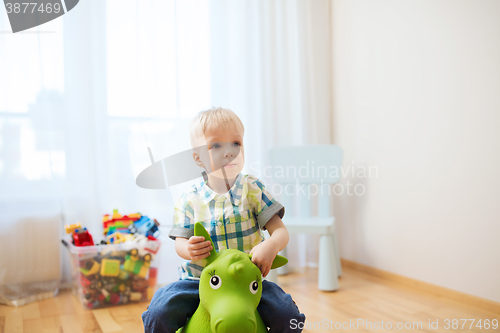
[1,266,499,333]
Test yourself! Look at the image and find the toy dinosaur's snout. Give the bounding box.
[205,256,262,333]
[213,313,257,333]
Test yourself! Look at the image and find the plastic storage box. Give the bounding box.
[64,238,161,309]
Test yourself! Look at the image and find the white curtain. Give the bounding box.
[0,6,66,304]
[0,0,332,291]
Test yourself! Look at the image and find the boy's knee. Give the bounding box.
[142,280,200,332]
[273,293,305,323]
[269,298,306,333]
[259,281,306,332]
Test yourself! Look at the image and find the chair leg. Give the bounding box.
[277,246,289,276]
[318,234,339,291]
[332,232,342,277]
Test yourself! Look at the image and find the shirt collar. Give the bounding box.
[196,171,243,206]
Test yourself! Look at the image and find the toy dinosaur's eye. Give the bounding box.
[210,275,222,289]
[249,280,259,294]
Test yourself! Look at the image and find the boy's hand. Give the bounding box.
[187,236,213,261]
[250,241,279,278]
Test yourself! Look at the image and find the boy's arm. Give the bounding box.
[169,192,212,261]
[175,236,213,261]
[250,214,289,277]
[262,214,289,253]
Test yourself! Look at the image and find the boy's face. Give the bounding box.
[193,129,244,180]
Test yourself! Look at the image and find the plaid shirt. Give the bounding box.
[168,172,285,280]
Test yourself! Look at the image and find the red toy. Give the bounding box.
[73,228,94,246]
[65,222,95,247]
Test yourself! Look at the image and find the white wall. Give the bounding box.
[331,0,500,302]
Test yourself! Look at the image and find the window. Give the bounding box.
[0,14,65,197]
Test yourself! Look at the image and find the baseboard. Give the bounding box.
[341,259,500,314]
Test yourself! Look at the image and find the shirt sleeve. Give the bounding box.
[168,194,195,240]
[246,175,285,230]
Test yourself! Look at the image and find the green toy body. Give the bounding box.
[177,222,288,333]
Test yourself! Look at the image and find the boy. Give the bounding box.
[142,107,305,332]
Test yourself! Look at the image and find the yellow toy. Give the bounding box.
[65,222,82,234]
[100,259,121,277]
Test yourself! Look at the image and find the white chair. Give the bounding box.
[269,145,343,291]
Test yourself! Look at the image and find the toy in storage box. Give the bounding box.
[64,238,161,309]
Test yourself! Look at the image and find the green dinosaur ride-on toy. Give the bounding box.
[177,222,288,333]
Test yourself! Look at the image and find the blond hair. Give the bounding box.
[189,107,244,147]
